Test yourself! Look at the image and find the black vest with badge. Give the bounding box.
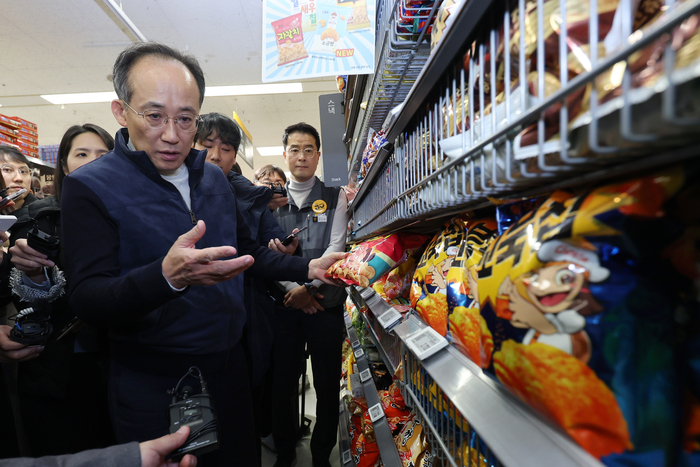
[274,177,346,309]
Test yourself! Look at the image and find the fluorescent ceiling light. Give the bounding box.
[256,146,285,156]
[206,83,303,97]
[41,92,118,105]
[103,0,147,42]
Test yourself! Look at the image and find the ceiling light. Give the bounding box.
[256,146,285,156]
[103,0,147,42]
[41,92,118,105]
[206,83,303,97]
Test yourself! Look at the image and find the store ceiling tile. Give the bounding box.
[0,0,338,178]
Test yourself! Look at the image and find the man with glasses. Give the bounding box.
[254,164,289,211]
[271,123,347,467]
[0,148,34,215]
[60,43,344,466]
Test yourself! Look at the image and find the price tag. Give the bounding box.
[405,326,448,360]
[368,402,385,423]
[351,339,361,349]
[354,348,364,360]
[377,308,402,329]
[359,368,372,383]
[344,314,352,328]
[342,450,352,464]
[340,388,351,400]
[360,288,374,299]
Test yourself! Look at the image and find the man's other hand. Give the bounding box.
[268,194,288,211]
[268,228,299,255]
[162,220,254,289]
[308,252,347,286]
[284,285,325,310]
[0,325,43,363]
[139,425,197,467]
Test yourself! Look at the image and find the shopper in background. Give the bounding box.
[254,164,289,211]
[193,113,296,466]
[0,147,36,216]
[1,425,197,467]
[271,122,348,467]
[0,124,115,457]
[60,42,344,467]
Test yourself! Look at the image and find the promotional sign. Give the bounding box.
[262,0,375,83]
[318,93,349,186]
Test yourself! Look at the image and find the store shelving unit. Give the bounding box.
[343,1,700,464]
[338,397,356,467]
[343,309,403,466]
[351,286,605,467]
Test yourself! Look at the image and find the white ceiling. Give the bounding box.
[0,0,341,180]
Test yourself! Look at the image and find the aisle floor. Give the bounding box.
[261,367,342,467]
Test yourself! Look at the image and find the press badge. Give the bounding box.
[317,213,328,222]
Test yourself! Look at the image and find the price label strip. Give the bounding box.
[342,449,352,464]
[359,368,372,383]
[377,308,402,330]
[354,348,364,360]
[368,402,385,423]
[405,326,449,360]
[351,339,361,349]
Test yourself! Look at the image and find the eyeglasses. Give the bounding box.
[258,180,284,188]
[123,101,201,133]
[286,148,317,158]
[1,165,30,177]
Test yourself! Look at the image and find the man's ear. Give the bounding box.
[111,100,128,127]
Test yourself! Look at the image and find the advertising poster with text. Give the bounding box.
[262,0,376,83]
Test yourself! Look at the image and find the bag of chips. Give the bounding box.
[394,415,438,467]
[475,165,697,464]
[327,233,429,287]
[447,219,499,367]
[272,13,309,66]
[309,4,352,56]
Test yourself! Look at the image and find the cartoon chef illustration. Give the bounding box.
[496,240,608,363]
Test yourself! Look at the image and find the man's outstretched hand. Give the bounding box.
[308,251,347,286]
[139,425,197,467]
[162,221,254,289]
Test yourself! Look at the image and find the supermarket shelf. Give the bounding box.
[348,142,393,211]
[27,157,54,170]
[385,0,494,142]
[338,398,356,467]
[345,312,402,467]
[354,286,605,467]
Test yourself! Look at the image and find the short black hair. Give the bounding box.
[55,124,114,201]
[282,122,321,151]
[231,162,243,175]
[0,146,30,167]
[254,164,287,184]
[195,113,242,152]
[113,42,206,107]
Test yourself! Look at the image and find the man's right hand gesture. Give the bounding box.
[162,220,254,289]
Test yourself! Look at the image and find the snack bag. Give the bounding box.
[373,254,418,300]
[353,433,380,467]
[394,415,437,467]
[476,166,695,464]
[339,0,371,30]
[327,233,429,287]
[411,217,470,336]
[447,219,498,367]
[309,4,352,56]
[272,13,309,66]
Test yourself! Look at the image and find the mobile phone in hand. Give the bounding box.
[0,188,27,211]
[281,226,308,246]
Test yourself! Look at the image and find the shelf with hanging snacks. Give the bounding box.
[348,286,605,467]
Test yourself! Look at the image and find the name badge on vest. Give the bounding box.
[312,199,328,222]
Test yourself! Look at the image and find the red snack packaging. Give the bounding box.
[272,13,308,66]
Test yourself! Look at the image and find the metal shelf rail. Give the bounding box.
[352,285,606,467]
[352,0,700,239]
[338,397,357,467]
[344,310,403,467]
[347,0,437,184]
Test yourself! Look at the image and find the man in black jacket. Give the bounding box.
[60,43,343,466]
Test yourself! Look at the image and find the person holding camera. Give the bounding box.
[60,42,344,467]
[254,164,289,212]
[0,125,116,457]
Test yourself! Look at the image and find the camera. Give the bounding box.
[272,185,287,197]
[10,301,54,345]
[27,225,60,261]
[168,367,219,461]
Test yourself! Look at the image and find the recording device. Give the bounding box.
[9,301,54,345]
[0,188,28,211]
[27,225,60,261]
[272,185,287,197]
[281,225,308,246]
[168,367,219,461]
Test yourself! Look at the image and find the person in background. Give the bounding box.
[254,164,290,212]
[0,124,115,457]
[1,425,197,467]
[193,113,295,466]
[271,122,348,467]
[60,42,344,467]
[0,147,36,217]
